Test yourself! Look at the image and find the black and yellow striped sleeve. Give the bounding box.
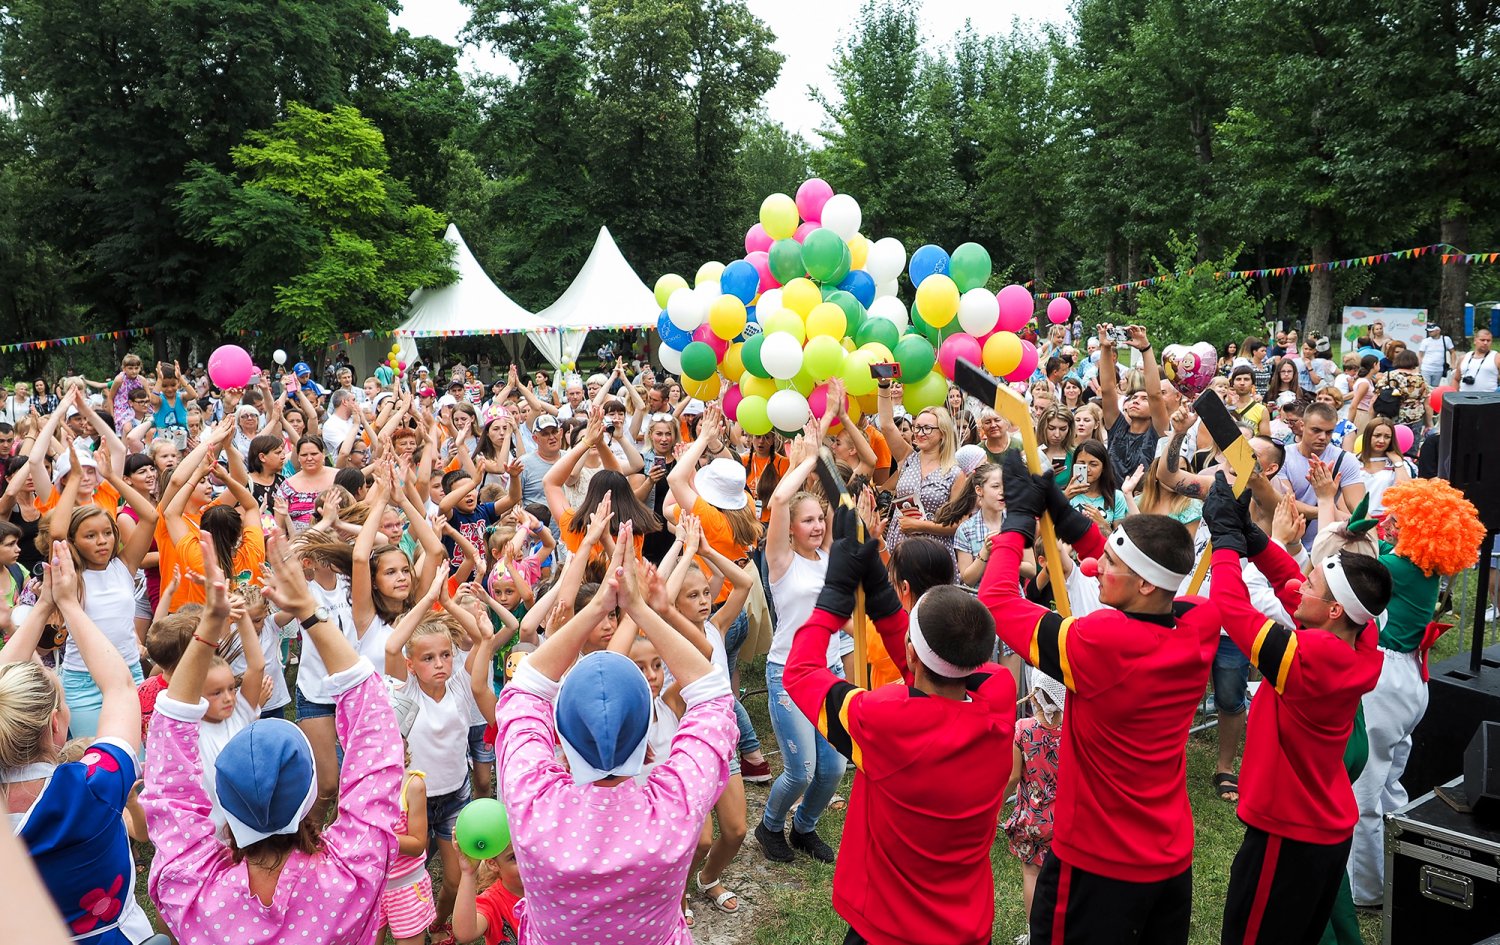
[1028,611,1072,691]
[1250,619,1300,694]
[815,680,864,770]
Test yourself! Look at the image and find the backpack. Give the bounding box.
[1372,378,1402,418]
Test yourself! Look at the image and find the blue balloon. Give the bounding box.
[909,244,951,287]
[745,304,758,325]
[721,259,760,305]
[656,310,693,350]
[838,270,876,308]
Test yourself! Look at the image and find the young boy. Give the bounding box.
[138,613,198,743]
[0,520,25,613]
[148,363,190,446]
[439,466,520,571]
[194,592,269,819]
[455,848,524,945]
[236,585,295,721]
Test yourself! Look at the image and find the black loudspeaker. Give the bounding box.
[1405,645,1500,798]
[1467,721,1500,816]
[1439,391,1500,531]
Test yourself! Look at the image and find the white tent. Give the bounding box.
[532,225,658,377]
[385,224,550,374]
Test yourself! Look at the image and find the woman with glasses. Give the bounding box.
[877,382,963,558]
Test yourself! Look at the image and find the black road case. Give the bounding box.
[1384,777,1500,945]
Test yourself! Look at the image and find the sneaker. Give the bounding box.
[755,822,795,863]
[790,827,836,863]
[741,757,773,783]
[1013,933,1030,945]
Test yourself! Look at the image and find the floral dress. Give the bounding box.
[1002,717,1062,866]
[883,453,959,557]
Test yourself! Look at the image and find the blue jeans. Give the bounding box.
[63,662,144,740]
[761,661,847,834]
[1212,635,1251,714]
[721,609,761,757]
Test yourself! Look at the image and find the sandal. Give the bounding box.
[827,794,847,813]
[1212,772,1239,802]
[429,921,456,945]
[683,904,696,928]
[696,870,741,914]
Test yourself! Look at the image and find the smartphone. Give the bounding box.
[1051,456,1067,472]
[653,456,667,471]
[1072,462,1089,485]
[870,362,902,380]
[1107,327,1129,345]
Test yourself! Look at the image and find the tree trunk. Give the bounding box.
[1125,242,1140,317]
[1104,242,1119,316]
[1305,240,1334,337]
[1439,212,1470,338]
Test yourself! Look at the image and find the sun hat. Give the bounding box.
[956,444,988,475]
[51,449,97,483]
[695,458,748,510]
[554,651,651,785]
[214,718,319,847]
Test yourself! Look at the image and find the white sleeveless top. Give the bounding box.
[768,549,837,667]
[66,559,140,673]
[636,696,681,784]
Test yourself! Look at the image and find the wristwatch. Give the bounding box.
[299,607,331,632]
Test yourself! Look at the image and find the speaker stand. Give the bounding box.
[1468,532,1497,674]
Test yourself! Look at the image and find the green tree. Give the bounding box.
[177,103,454,343]
[1134,234,1264,350]
[737,115,812,209]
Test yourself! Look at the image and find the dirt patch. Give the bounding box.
[692,778,815,945]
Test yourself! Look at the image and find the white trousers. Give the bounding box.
[1348,647,1427,905]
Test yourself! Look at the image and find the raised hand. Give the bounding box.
[584,491,615,546]
[260,531,317,617]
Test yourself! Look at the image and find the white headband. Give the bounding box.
[908,596,984,679]
[1322,556,1379,625]
[1109,528,1190,592]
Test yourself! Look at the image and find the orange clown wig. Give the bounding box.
[1381,479,1486,577]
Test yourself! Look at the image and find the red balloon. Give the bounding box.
[1429,385,1455,416]
[722,384,744,421]
[692,323,730,359]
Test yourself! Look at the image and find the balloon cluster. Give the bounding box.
[653,179,1057,435]
[1161,342,1218,397]
[386,342,407,379]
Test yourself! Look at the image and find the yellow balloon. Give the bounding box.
[696,261,725,287]
[709,295,748,340]
[983,332,1023,376]
[782,278,821,317]
[805,302,848,340]
[916,274,960,327]
[841,350,877,397]
[859,342,895,365]
[654,273,688,309]
[843,394,864,426]
[760,193,800,241]
[762,309,806,345]
[683,374,721,400]
[740,375,777,399]
[790,368,818,395]
[847,233,870,271]
[855,392,880,417]
[841,337,857,353]
[721,342,746,382]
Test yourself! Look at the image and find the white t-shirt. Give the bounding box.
[356,614,397,671]
[451,645,490,727]
[321,412,354,454]
[295,575,359,703]
[400,672,471,795]
[67,560,141,673]
[1419,335,1453,375]
[768,549,839,667]
[1458,350,1500,392]
[197,691,258,823]
[230,616,291,712]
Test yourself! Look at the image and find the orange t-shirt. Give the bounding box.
[557,507,646,559]
[744,453,789,523]
[170,520,265,609]
[689,497,753,605]
[863,615,903,689]
[37,480,121,519]
[863,423,893,473]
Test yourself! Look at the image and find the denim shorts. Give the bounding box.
[1212,635,1251,714]
[467,722,495,765]
[427,776,472,841]
[295,687,335,722]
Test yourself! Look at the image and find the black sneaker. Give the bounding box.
[790,827,836,863]
[755,822,795,863]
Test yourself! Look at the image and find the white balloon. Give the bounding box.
[658,342,683,375]
[875,279,900,299]
[667,287,705,332]
[767,389,812,431]
[821,194,862,241]
[760,332,805,380]
[868,295,909,332]
[957,288,1000,337]
[273,349,288,365]
[756,288,783,318]
[866,237,907,283]
[694,280,722,301]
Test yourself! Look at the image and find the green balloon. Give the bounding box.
[903,369,949,412]
[820,284,839,300]
[894,335,936,380]
[802,228,847,283]
[856,317,900,351]
[681,341,718,382]
[826,290,865,338]
[768,239,805,285]
[824,244,852,286]
[741,333,770,379]
[949,242,993,293]
[803,335,846,382]
[738,395,772,435]
[455,798,511,860]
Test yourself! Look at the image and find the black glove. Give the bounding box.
[861,546,903,621]
[1000,452,1043,544]
[1245,516,1270,557]
[816,534,880,619]
[1040,471,1094,545]
[1202,472,1248,557]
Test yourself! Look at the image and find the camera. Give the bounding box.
[604,421,617,435]
[1108,327,1129,345]
[1462,374,1477,385]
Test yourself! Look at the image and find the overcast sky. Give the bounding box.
[391,0,1071,139]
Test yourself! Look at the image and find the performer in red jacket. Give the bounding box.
[784,507,1016,945]
[980,453,1219,945]
[1202,475,1388,945]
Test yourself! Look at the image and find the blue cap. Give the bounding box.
[214,718,318,847]
[293,361,312,377]
[554,651,651,784]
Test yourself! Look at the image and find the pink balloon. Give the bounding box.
[1004,340,1039,383]
[722,384,744,421]
[1046,298,1071,325]
[745,222,772,255]
[807,384,830,420]
[208,344,254,389]
[693,323,730,358]
[937,332,983,379]
[795,178,835,223]
[1394,424,1414,455]
[996,284,1035,333]
[747,251,777,290]
[793,221,818,244]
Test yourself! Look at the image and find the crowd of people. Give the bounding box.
[0,316,1490,945]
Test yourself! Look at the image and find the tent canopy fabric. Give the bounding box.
[531,225,657,377]
[397,225,550,338]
